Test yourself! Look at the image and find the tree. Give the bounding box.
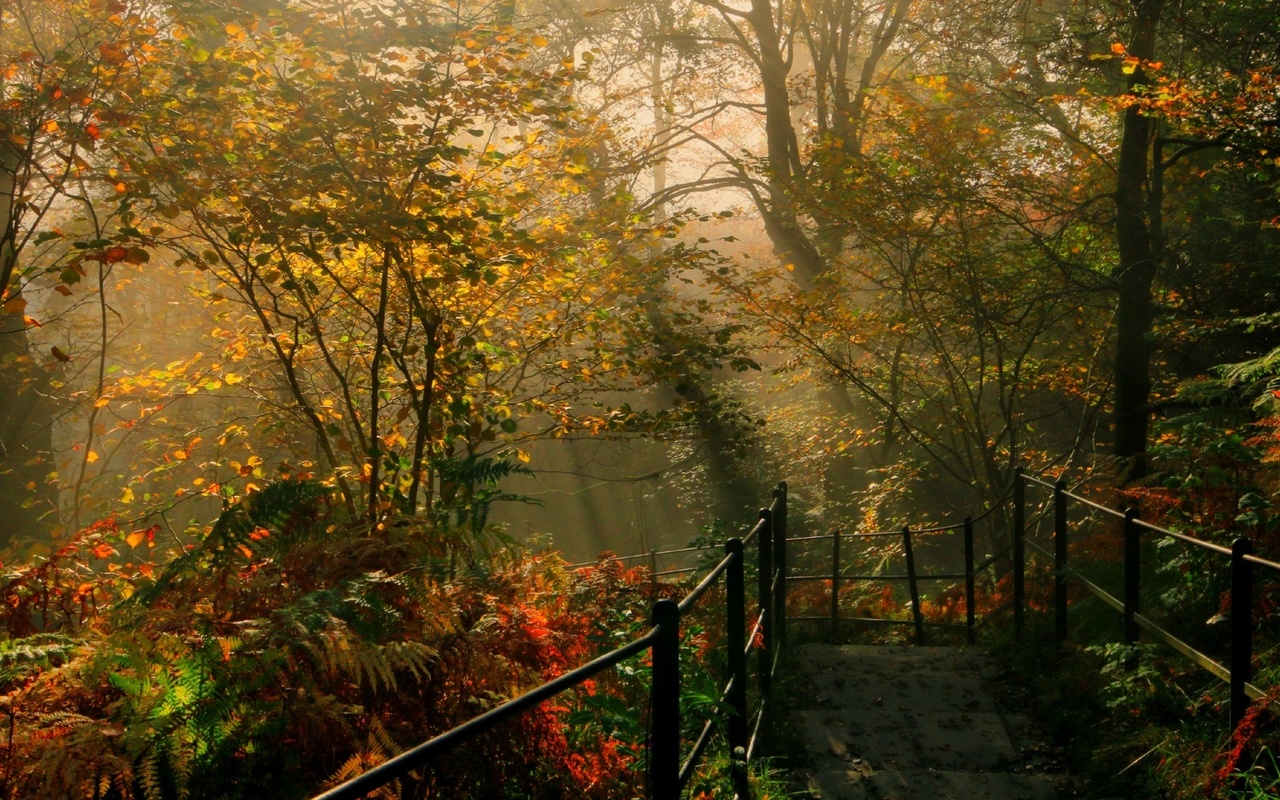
[0,0,160,546]
[102,0,737,533]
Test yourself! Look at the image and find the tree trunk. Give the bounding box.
[747,0,825,286]
[0,305,58,548]
[1111,0,1164,483]
[0,134,58,546]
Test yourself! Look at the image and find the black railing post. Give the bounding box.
[650,598,681,800]
[1123,508,1141,667]
[964,516,975,645]
[650,549,658,599]
[725,538,749,798]
[773,482,788,649]
[1230,537,1254,730]
[1013,467,1026,642]
[902,526,925,645]
[831,528,841,639]
[757,508,773,700]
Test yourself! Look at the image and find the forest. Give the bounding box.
[1,0,1278,796]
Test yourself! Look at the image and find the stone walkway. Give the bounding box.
[793,644,1072,800]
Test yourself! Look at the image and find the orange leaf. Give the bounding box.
[91,543,115,559]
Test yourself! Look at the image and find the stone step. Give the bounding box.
[792,644,1070,800]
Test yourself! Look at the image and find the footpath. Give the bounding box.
[792,644,1075,800]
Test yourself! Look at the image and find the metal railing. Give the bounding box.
[1017,469,1280,729]
[766,466,1279,732]
[310,483,790,800]
[779,492,1012,646]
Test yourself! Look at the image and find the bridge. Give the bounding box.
[312,470,1280,799]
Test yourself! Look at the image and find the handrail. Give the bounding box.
[770,466,1280,735]
[565,542,720,571]
[1019,468,1280,729]
[310,482,789,800]
[778,515,1006,645]
[311,633,657,800]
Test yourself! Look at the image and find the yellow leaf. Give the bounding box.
[94,396,110,408]
[44,119,59,133]
[516,449,531,463]
[224,373,244,385]
[126,530,146,547]
[86,451,99,463]
[120,487,134,503]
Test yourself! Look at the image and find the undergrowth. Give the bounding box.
[990,608,1280,799]
[0,479,774,799]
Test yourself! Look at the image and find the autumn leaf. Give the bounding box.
[51,345,71,362]
[102,245,129,263]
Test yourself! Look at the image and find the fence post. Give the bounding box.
[831,529,841,640]
[902,526,925,645]
[757,508,773,700]
[1230,537,1254,730]
[1054,480,1068,643]
[725,538,749,798]
[650,549,658,598]
[1013,467,1025,642]
[1123,508,1140,667]
[650,598,681,800]
[964,517,975,645]
[773,482,788,649]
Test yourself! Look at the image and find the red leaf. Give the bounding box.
[51,346,71,362]
[85,122,101,141]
